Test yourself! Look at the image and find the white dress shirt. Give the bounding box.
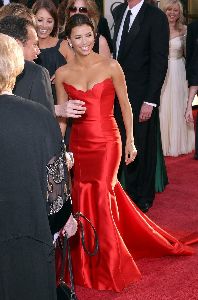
[116,0,156,107]
[116,0,144,58]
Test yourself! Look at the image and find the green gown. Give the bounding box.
[155,113,168,192]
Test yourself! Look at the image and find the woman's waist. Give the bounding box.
[71,118,120,140]
[168,51,184,60]
[73,115,117,125]
[70,131,121,147]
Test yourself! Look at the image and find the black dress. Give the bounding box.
[35,39,67,104]
[93,33,100,53]
[0,94,67,300]
[97,16,113,53]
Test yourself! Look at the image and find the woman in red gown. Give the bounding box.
[55,14,194,292]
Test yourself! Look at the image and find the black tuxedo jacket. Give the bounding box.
[14,61,54,113]
[186,21,198,86]
[112,2,169,110]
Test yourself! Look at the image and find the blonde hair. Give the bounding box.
[65,0,100,30]
[162,0,184,32]
[0,33,24,93]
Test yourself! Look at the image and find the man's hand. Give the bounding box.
[55,100,86,118]
[139,103,153,122]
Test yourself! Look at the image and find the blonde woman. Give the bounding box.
[159,0,195,156]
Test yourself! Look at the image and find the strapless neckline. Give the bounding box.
[63,77,113,93]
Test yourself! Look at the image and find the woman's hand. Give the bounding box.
[62,214,78,238]
[65,152,74,169]
[125,141,137,165]
[185,107,194,123]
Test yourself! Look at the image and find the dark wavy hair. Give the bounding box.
[32,0,58,37]
[0,15,34,45]
[0,3,36,26]
[65,13,95,38]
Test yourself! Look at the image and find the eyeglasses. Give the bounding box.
[68,6,88,14]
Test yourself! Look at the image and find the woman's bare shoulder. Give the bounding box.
[55,63,72,77]
[95,57,121,78]
[183,25,187,35]
[59,39,74,60]
[105,57,122,73]
[98,56,118,68]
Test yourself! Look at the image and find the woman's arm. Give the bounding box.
[110,59,137,164]
[60,39,74,62]
[55,67,68,136]
[185,85,198,123]
[99,35,111,58]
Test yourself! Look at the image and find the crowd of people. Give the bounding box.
[0,0,197,299]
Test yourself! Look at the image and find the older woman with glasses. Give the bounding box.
[58,0,111,57]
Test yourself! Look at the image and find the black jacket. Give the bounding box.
[112,1,169,110]
[0,94,61,246]
[14,60,54,113]
[186,21,198,86]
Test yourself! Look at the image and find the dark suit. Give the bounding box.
[186,21,198,158]
[14,60,54,114]
[186,21,198,86]
[112,1,169,208]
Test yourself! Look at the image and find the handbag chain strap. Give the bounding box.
[74,212,99,256]
[60,234,76,297]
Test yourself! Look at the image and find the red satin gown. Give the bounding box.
[59,78,193,292]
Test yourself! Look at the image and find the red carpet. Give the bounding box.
[75,153,198,300]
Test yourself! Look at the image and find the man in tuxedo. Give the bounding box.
[112,0,169,212]
[186,20,198,83]
[0,12,86,118]
[186,21,198,159]
[0,15,55,113]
